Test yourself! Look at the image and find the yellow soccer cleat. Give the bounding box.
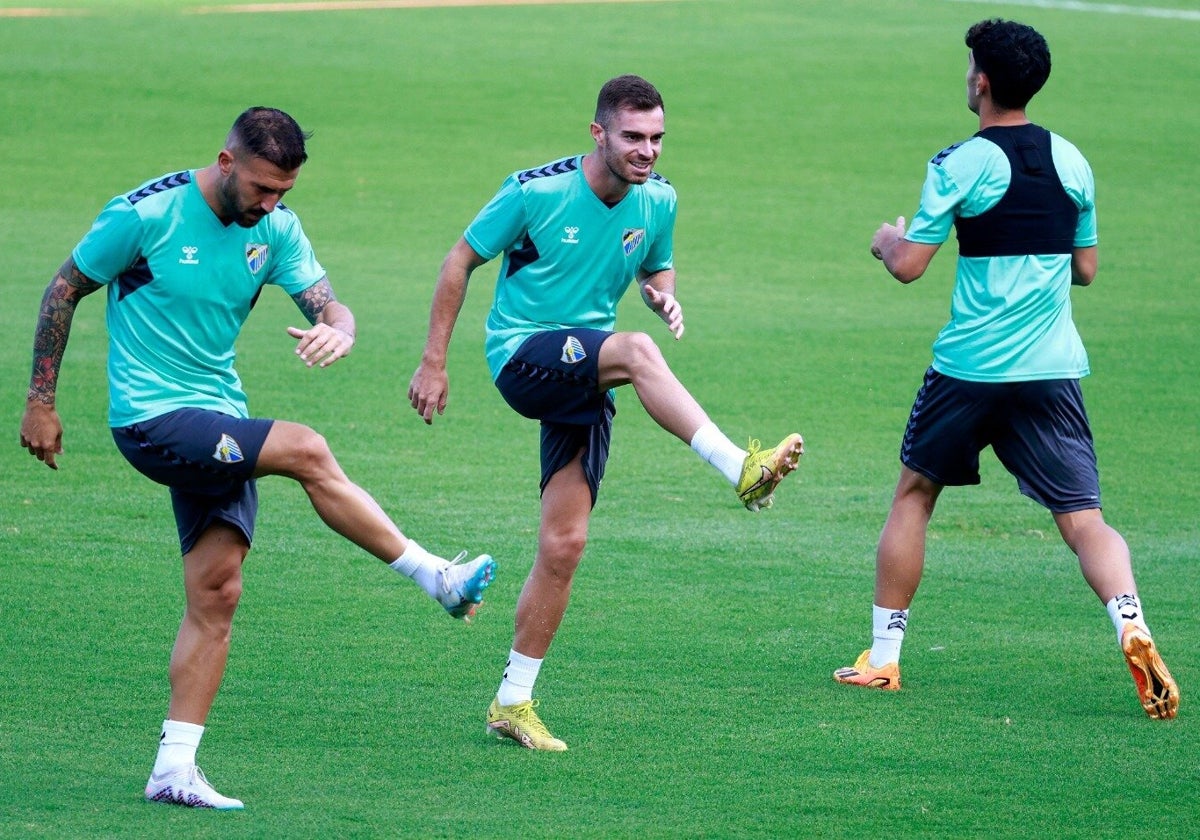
[833,650,902,691]
[1121,624,1179,720]
[486,698,568,751]
[737,433,804,511]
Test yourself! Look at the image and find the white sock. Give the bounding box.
[869,604,908,668]
[690,422,747,485]
[152,719,203,777]
[496,649,542,707]
[1107,592,1150,643]
[389,541,447,598]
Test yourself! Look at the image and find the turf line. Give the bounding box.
[946,0,1200,22]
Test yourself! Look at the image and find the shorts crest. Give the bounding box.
[212,433,245,464]
[561,335,587,364]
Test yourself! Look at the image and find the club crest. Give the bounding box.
[246,243,269,275]
[212,433,245,464]
[561,335,587,364]
[622,228,645,256]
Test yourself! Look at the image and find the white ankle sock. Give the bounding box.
[389,541,447,597]
[496,649,542,707]
[1106,592,1150,643]
[689,422,746,485]
[869,604,908,668]
[153,719,203,776]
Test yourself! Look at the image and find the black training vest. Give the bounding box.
[954,124,1078,258]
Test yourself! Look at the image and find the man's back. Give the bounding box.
[905,126,1096,382]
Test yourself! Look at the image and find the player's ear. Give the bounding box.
[590,121,604,145]
[975,71,989,98]
[217,149,236,175]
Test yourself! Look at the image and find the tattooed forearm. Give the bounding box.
[292,276,336,325]
[27,258,100,405]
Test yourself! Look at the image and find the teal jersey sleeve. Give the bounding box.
[1050,133,1098,247]
[640,197,674,273]
[264,206,325,295]
[73,196,143,284]
[465,176,527,260]
[906,137,1009,244]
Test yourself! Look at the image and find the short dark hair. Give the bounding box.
[965,19,1051,110]
[594,75,664,128]
[227,107,311,170]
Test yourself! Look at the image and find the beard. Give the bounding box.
[218,172,264,228]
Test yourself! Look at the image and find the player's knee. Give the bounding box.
[189,573,242,630]
[619,331,665,376]
[541,528,587,574]
[288,426,337,481]
[214,574,243,616]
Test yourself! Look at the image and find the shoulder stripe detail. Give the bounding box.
[649,171,671,186]
[126,171,192,205]
[931,142,965,167]
[517,157,578,184]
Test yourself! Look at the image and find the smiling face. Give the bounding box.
[591,105,665,193]
[214,149,299,227]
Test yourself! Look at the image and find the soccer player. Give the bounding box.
[18,107,497,809]
[834,20,1179,719]
[408,75,804,750]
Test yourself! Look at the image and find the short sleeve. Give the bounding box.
[265,208,325,295]
[464,176,528,259]
[72,197,143,285]
[640,188,675,274]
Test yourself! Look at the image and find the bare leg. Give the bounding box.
[874,466,943,610]
[255,420,406,562]
[598,332,710,444]
[167,522,248,724]
[512,453,592,659]
[1054,508,1136,603]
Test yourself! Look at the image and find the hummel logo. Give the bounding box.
[179,246,200,265]
[561,226,580,244]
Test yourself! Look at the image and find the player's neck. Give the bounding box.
[194,164,228,223]
[978,100,1030,130]
[582,150,630,206]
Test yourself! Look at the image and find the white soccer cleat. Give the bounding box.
[145,764,244,810]
[436,552,496,622]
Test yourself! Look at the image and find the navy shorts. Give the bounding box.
[112,408,274,554]
[900,368,1101,513]
[494,328,616,506]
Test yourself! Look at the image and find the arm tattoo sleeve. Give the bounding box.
[28,258,101,404]
[291,276,336,325]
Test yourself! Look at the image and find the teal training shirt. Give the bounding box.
[905,131,1097,382]
[464,155,677,380]
[72,170,325,426]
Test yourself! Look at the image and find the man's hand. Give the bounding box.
[869,216,939,284]
[643,284,685,340]
[286,323,354,368]
[20,401,64,470]
[408,362,449,425]
[871,216,907,261]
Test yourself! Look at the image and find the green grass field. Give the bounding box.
[1,0,1197,837]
